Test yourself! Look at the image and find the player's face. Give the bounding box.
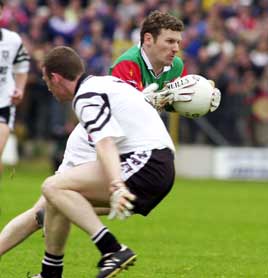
[42,68,70,102]
[148,29,182,67]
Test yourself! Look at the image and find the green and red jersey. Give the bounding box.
[109,45,185,91]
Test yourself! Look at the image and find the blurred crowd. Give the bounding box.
[1,0,268,164]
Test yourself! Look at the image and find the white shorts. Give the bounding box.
[56,124,96,174]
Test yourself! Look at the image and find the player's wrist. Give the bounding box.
[110,179,125,192]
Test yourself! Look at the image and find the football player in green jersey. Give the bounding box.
[110,10,220,112]
[110,10,185,92]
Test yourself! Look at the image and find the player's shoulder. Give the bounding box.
[78,75,119,93]
[111,45,140,66]
[1,28,22,43]
[172,56,184,69]
[83,74,118,84]
[73,75,122,110]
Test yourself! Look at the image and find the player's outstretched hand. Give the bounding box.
[108,185,136,220]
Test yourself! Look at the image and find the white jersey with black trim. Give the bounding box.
[0,28,30,108]
[72,75,175,155]
[56,123,96,173]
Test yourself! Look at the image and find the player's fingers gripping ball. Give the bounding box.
[210,88,221,112]
[166,74,221,118]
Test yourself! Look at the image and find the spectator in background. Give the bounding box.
[250,76,268,146]
[49,99,75,172]
[23,47,51,142]
[0,0,30,176]
[46,0,78,44]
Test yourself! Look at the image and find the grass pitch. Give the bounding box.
[0,160,268,278]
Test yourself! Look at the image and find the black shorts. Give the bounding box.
[120,148,175,216]
[0,106,16,129]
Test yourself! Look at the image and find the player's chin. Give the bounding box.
[165,57,174,65]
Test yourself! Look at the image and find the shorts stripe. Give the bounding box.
[120,150,152,181]
[0,106,16,130]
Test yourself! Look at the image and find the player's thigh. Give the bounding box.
[45,161,110,204]
[0,123,10,154]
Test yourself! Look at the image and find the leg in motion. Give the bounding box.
[0,122,10,176]
[34,201,70,278]
[0,197,45,256]
[40,162,136,278]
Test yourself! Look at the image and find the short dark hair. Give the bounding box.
[140,10,184,45]
[43,46,85,81]
[0,1,3,7]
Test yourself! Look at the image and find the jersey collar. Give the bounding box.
[140,46,172,77]
[74,73,90,95]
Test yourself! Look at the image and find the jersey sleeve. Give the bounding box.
[110,60,143,91]
[12,41,30,74]
[181,65,187,77]
[73,92,125,144]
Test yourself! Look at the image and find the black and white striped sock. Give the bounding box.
[92,226,121,255]
[41,251,64,278]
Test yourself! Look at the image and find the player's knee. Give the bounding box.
[42,176,58,199]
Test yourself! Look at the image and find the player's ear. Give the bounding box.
[51,72,61,82]
[143,33,153,45]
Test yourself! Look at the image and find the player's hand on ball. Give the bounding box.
[142,83,159,94]
[144,89,174,112]
[208,80,221,112]
[210,87,221,112]
[108,185,136,220]
[166,77,195,102]
[142,83,171,111]
[143,77,197,112]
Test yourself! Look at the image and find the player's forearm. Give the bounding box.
[95,137,123,187]
[14,72,28,91]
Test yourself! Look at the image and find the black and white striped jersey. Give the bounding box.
[72,75,175,155]
[0,28,30,108]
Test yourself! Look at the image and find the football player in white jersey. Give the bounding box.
[0,0,30,175]
[26,46,175,278]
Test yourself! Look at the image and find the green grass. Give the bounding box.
[1,160,268,277]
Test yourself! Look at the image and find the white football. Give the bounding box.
[170,74,214,119]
